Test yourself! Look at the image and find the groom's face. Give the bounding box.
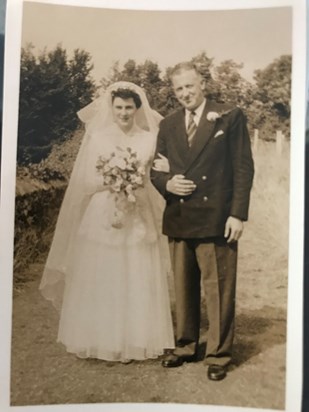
[172,69,206,111]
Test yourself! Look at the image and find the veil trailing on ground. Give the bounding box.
[40,81,169,310]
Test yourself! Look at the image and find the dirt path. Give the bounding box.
[10,131,290,409]
[11,213,288,409]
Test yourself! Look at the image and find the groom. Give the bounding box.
[150,62,254,380]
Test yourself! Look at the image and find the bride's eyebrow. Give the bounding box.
[114,103,135,109]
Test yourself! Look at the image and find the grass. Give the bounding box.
[250,139,289,256]
[237,140,289,313]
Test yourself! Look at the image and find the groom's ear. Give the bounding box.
[200,77,206,92]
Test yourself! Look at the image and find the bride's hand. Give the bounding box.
[152,153,170,173]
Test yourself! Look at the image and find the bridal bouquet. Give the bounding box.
[96,146,146,228]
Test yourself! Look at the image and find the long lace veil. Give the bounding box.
[39,81,169,310]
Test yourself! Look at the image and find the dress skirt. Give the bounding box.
[57,190,175,361]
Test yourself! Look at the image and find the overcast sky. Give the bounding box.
[21,2,291,85]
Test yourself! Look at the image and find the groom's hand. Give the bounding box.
[166,175,196,196]
[224,216,244,243]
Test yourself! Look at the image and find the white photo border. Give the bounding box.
[0,0,305,411]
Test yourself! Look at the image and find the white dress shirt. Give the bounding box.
[185,99,207,129]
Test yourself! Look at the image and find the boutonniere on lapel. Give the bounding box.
[206,109,232,123]
[214,130,224,138]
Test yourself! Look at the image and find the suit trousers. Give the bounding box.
[169,237,237,366]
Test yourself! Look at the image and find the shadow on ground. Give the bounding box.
[233,307,286,367]
[10,273,286,409]
[196,301,286,368]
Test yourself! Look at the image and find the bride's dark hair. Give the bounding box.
[111,88,142,109]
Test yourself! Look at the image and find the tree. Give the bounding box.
[191,52,220,99]
[101,59,142,88]
[253,55,291,138]
[100,58,171,115]
[138,60,163,110]
[214,60,252,107]
[18,44,97,164]
[254,55,291,116]
[69,49,96,114]
[99,52,291,140]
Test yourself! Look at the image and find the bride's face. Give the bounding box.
[112,97,138,133]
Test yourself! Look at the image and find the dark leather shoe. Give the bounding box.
[161,353,197,368]
[207,364,227,381]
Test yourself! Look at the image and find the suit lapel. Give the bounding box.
[173,110,190,163]
[184,100,217,172]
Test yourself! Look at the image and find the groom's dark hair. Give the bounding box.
[111,88,142,109]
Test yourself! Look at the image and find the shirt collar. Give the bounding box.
[185,98,207,124]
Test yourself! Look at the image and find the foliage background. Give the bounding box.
[14,45,291,285]
[17,46,291,165]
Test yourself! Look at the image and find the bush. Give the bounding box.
[18,45,97,165]
[14,185,66,283]
[14,129,84,286]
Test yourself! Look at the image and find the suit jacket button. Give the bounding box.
[180,198,184,203]
[202,176,207,180]
[203,196,208,202]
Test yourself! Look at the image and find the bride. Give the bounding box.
[40,82,174,361]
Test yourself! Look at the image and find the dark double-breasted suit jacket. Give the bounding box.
[151,99,254,239]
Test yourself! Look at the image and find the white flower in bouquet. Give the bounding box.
[103,175,112,185]
[125,184,133,193]
[137,166,146,175]
[130,174,143,185]
[125,157,135,171]
[134,176,143,185]
[109,156,127,170]
[103,164,112,173]
[127,193,136,203]
[113,178,123,192]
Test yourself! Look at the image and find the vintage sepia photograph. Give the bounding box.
[0,0,306,412]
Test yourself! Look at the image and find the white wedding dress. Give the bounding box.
[55,124,174,361]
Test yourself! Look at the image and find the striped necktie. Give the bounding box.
[187,111,197,147]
